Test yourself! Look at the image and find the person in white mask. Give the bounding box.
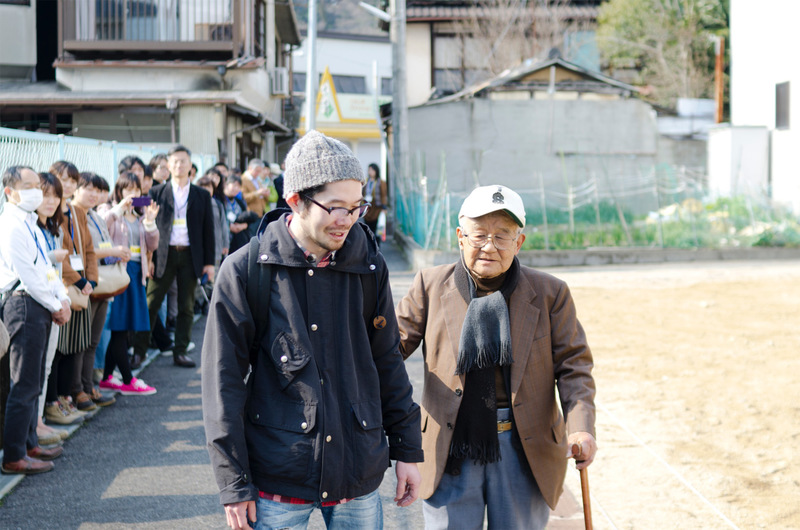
[0,165,71,475]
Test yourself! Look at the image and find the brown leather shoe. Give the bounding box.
[27,445,64,461]
[1,456,54,475]
[173,354,196,368]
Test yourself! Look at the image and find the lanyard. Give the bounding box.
[39,226,56,252]
[25,220,47,264]
[88,211,106,243]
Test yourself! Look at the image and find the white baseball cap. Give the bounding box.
[458,185,526,227]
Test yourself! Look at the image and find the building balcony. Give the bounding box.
[58,0,247,60]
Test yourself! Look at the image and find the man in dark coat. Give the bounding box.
[133,145,215,368]
[202,131,423,530]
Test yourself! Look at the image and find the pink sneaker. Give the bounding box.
[98,375,124,391]
[118,377,157,396]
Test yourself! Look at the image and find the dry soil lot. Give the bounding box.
[549,260,800,529]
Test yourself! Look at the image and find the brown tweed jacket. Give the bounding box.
[396,262,596,508]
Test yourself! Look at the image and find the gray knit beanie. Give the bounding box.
[283,130,365,197]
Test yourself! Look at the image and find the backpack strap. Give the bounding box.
[246,235,271,367]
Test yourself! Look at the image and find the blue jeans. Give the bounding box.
[423,408,550,530]
[253,489,383,530]
[2,296,52,462]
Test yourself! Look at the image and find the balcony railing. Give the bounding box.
[58,0,245,59]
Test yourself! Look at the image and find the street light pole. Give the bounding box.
[390,0,408,222]
[304,0,318,133]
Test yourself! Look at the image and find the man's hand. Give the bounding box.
[52,300,71,325]
[81,282,93,295]
[394,461,421,507]
[203,264,215,283]
[567,431,597,470]
[224,500,256,530]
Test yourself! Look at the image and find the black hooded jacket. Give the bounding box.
[202,212,423,505]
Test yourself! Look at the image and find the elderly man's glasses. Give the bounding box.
[303,195,370,219]
[459,230,518,250]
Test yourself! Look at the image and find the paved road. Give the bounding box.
[0,241,583,529]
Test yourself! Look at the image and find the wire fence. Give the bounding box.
[0,127,216,185]
[395,152,800,251]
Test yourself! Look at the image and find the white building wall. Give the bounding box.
[292,35,392,96]
[0,1,37,79]
[729,0,800,214]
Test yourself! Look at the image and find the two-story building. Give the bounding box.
[0,0,301,169]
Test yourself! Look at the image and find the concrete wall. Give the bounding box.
[73,110,172,144]
[0,1,37,80]
[406,23,432,107]
[408,98,661,212]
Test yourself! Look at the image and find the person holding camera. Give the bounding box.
[97,171,159,396]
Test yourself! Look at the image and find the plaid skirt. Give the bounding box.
[57,300,93,354]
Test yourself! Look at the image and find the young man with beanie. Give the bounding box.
[202,130,423,530]
[395,185,597,529]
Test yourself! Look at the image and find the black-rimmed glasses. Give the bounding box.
[303,195,370,219]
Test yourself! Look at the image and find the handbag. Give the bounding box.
[67,284,89,310]
[91,261,130,300]
[66,205,90,311]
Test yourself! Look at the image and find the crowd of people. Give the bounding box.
[0,146,288,476]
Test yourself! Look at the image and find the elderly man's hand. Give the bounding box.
[567,432,597,470]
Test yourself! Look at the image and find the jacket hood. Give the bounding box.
[256,212,380,274]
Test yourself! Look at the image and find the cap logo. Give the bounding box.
[492,188,504,204]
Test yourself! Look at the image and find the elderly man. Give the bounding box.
[396,185,597,529]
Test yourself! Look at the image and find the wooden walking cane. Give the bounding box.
[571,443,593,530]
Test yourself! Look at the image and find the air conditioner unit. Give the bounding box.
[270,67,290,97]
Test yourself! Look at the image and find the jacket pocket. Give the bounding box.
[269,332,312,390]
[246,399,317,482]
[349,400,389,482]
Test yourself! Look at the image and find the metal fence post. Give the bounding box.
[112,141,118,185]
[58,134,66,160]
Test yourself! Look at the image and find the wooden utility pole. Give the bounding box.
[714,36,725,123]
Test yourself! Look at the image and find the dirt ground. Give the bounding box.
[546,260,800,529]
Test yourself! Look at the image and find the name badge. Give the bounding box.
[173,218,187,227]
[227,211,237,223]
[69,254,84,272]
[99,241,112,249]
[46,268,59,283]
[130,245,141,257]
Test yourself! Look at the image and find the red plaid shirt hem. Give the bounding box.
[259,491,351,507]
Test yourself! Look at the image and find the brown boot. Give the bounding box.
[74,391,97,412]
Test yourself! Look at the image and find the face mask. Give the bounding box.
[16,188,44,212]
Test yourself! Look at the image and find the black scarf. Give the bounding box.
[446,257,519,474]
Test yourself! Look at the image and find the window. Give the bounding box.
[332,75,366,94]
[381,77,393,96]
[776,82,790,130]
[291,73,367,94]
